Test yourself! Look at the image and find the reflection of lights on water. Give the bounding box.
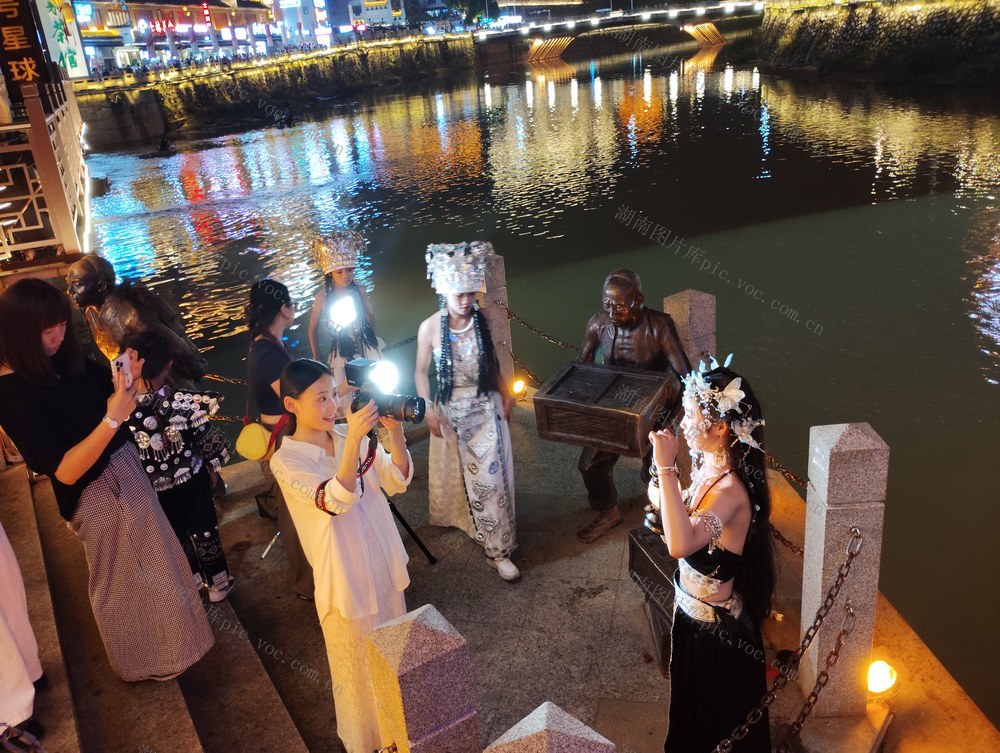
[758,103,771,179]
[485,83,492,108]
[669,70,679,104]
[723,64,734,97]
[752,65,760,90]
[547,80,556,108]
[695,70,706,101]
[593,75,602,109]
[525,80,533,109]
[643,69,652,105]
[570,77,579,110]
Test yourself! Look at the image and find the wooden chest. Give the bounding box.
[533,361,679,458]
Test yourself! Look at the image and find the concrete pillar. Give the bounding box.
[365,604,480,753]
[662,289,715,366]
[484,702,616,752]
[483,252,515,391]
[800,422,888,717]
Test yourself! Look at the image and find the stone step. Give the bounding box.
[0,465,81,753]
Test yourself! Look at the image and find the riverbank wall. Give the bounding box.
[758,0,1000,83]
[74,36,476,149]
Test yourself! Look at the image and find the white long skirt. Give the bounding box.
[319,508,406,753]
[0,521,41,727]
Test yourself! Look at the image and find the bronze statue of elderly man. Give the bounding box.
[66,254,207,388]
[576,269,691,543]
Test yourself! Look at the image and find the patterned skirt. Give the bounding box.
[428,387,516,558]
[69,444,214,681]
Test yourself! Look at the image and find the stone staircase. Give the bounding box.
[3,459,309,753]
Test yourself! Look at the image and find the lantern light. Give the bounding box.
[868,660,898,695]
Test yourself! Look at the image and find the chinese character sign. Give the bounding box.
[0,0,51,101]
[35,0,88,78]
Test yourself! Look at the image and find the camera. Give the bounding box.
[345,358,426,424]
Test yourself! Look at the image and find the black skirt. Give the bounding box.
[664,604,772,753]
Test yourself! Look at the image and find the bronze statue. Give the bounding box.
[576,269,692,543]
[66,255,207,387]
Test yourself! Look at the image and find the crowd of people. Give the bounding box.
[0,234,775,753]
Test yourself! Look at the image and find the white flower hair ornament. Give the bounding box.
[680,353,765,451]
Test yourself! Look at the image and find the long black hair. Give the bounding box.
[699,366,775,627]
[0,279,83,383]
[436,300,501,405]
[247,279,292,342]
[324,277,378,358]
[279,358,332,434]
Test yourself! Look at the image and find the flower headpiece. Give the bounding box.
[312,231,366,275]
[681,353,766,451]
[425,241,494,295]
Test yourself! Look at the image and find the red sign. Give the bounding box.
[201,1,211,25]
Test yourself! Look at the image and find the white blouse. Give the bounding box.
[269,428,413,622]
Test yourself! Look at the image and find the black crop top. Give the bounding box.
[0,357,129,520]
[249,337,291,416]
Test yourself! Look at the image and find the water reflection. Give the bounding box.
[90,51,1000,382]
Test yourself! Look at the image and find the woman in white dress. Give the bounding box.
[268,358,412,753]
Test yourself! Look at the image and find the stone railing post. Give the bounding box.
[365,604,480,753]
[801,423,888,717]
[662,289,715,364]
[485,702,616,752]
[483,252,514,390]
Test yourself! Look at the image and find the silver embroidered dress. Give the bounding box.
[429,320,516,558]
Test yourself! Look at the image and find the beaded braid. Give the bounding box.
[436,300,453,405]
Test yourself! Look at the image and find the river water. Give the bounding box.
[88,45,1000,725]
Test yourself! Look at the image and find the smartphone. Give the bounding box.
[112,353,133,390]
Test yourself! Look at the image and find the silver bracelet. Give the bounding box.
[656,465,680,476]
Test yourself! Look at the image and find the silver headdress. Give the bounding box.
[681,353,765,450]
[312,231,366,275]
[425,241,494,295]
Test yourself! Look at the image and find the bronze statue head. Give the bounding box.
[602,269,645,330]
[66,254,116,309]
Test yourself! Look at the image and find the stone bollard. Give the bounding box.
[483,252,515,389]
[484,701,616,753]
[800,423,888,718]
[662,289,716,365]
[365,604,480,753]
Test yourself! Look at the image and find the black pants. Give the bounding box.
[578,446,653,512]
[156,466,230,588]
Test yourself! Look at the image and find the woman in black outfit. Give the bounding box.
[0,279,213,681]
[246,279,313,600]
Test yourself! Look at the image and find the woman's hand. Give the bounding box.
[345,398,379,444]
[107,349,142,423]
[648,427,679,468]
[425,406,446,438]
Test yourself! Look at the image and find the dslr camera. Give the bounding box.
[345,358,425,424]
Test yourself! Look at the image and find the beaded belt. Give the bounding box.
[672,570,743,623]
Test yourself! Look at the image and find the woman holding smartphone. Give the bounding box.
[0,279,213,682]
[269,359,412,753]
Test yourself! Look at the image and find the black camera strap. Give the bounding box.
[356,431,378,494]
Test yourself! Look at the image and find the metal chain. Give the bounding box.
[765,452,810,490]
[208,414,247,424]
[498,340,542,386]
[493,300,577,351]
[770,524,805,557]
[204,372,247,386]
[777,602,857,752]
[710,527,864,753]
[383,334,418,351]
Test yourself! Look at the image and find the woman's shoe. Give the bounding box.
[488,556,521,582]
[208,576,236,603]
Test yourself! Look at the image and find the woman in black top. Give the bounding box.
[246,279,313,600]
[0,279,213,681]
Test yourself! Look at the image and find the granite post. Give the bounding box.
[365,604,480,753]
[483,252,515,390]
[800,423,889,717]
[662,289,715,365]
[484,702,616,753]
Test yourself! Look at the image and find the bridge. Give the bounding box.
[473,1,763,62]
